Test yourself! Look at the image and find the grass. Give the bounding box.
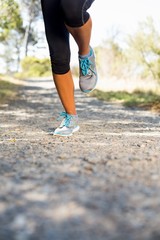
[0,77,19,105]
[90,89,160,113]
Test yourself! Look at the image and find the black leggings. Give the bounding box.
[41,0,95,74]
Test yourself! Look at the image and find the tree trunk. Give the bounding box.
[23,0,34,57]
[23,19,32,57]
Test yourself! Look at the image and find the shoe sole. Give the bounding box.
[53,125,80,137]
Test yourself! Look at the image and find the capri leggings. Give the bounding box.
[41,0,95,74]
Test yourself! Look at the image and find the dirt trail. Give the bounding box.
[0,78,160,240]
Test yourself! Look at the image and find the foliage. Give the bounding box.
[126,17,160,81]
[0,0,43,73]
[0,0,23,72]
[0,0,22,41]
[90,89,160,113]
[95,18,160,82]
[16,56,51,78]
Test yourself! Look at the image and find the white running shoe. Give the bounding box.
[53,112,79,137]
[79,47,98,93]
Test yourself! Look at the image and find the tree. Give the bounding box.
[0,0,22,41]
[127,17,160,81]
[0,0,23,72]
[95,29,128,79]
[20,0,42,57]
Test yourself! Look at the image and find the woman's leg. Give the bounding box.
[41,0,76,115]
[61,0,97,93]
[66,17,92,56]
[61,0,94,55]
[53,71,76,115]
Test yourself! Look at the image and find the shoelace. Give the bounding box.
[59,112,72,127]
[79,58,92,76]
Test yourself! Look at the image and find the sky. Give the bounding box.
[89,0,160,46]
[69,0,160,64]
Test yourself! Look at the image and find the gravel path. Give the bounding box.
[0,78,160,240]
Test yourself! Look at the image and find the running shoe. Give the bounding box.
[79,47,98,93]
[53,112,79,136]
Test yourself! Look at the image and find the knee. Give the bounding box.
[61,0,88,27]
[51,63,70,75]
[50,54,70,74]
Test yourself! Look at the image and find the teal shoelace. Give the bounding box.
[79,58,92,76]
[59,112,72,127]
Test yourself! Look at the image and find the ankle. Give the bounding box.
[79,46,90,56]
[66,111,77,115]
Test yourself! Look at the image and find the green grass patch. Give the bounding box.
[90,89,160,113]
[0,78,19,104]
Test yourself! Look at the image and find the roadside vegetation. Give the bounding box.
[15,56,51,79]
[0,76,19,104]
[89,17,160,114]
[90,89,160,113]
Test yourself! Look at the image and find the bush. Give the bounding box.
[15,56,52,79]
